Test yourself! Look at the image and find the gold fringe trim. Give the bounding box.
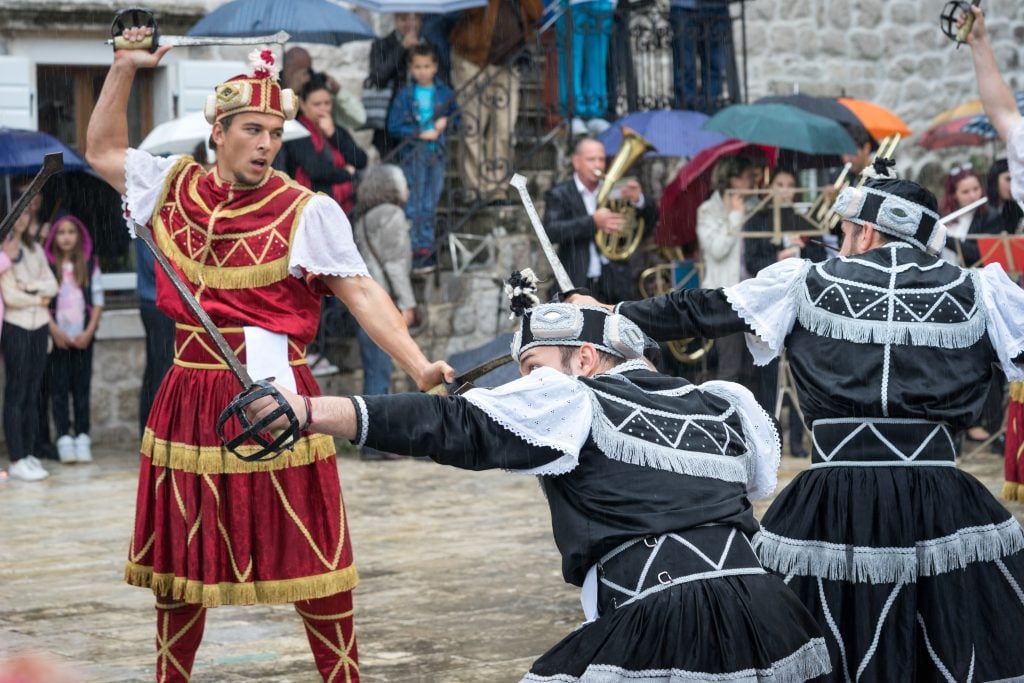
[1003,481,1020,503]
[125,562,359,608]
[152,168,314,290]
[141,429,336,474]
[1012,382,1024,403]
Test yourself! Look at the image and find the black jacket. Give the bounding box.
[543,178,657,303]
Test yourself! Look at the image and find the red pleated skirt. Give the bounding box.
[125,325,357,607]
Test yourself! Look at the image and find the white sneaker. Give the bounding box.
[57,435,76,463]
[571,117,588,136]
[74,433,93,463]
[10,457,48,481]
[586,118,611,134]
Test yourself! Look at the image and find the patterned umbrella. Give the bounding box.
[916,116,994,151]
[962,91,1024,138]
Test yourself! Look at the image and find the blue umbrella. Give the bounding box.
[188,0,374,45]
[962,91,1024,139]
[347,0,485,12]
[596,110,727,157]
[0,127,87,175]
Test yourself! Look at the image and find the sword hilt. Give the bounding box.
[110,7,159,52]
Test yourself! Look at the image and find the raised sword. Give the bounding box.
[106,7,289,51]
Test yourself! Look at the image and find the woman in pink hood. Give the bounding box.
[43,213,104,464]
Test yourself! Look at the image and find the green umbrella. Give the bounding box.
[703,103,858,156]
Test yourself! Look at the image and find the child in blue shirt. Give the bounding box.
[387,42,458,274]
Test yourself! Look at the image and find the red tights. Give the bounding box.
[154,591,358,682]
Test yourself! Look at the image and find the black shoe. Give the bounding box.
[991,435,1007,455]
[790,446,809,458]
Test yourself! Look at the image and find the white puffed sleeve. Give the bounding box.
[123,148,182,235]
[1009,118,1024,204]
[976,264,1024,381]
[462,367,593,476]
[288,194,370,279]
[701,380,781,500]
[723,258,810,366]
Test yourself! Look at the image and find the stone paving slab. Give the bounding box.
[0,442,1019,682]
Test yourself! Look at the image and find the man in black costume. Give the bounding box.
[576,161,1024,680]
[234,277,830,682]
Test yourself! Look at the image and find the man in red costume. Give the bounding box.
[86,28,454,682]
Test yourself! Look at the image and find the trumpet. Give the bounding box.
[594,126,656,261]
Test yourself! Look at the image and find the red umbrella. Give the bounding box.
[657,140,776,247]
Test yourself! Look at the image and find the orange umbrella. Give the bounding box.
[837,97,912,139]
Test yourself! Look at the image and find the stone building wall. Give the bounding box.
[741,0,1024,180]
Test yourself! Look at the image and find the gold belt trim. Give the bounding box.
[141,428,335,474]
[173,323,308,370]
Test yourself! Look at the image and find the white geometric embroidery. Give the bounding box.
[811,420,954,465]
[916,612,961,683]
[598,530,764,611]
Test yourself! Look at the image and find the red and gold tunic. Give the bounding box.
[124,150,368,607]
[1005,382,1024,502]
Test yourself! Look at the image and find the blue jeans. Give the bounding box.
[356,326,393,395]
[557,0,615,119]
[670,5,730,108]
[400,144,446,252]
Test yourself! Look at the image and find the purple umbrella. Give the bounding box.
[596,110,728,157]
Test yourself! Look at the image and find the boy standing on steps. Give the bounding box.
[387,42,458,275]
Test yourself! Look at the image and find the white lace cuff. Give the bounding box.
[462,367,592,475]
[1009,117,1024,204]
[123,148,182,233]
[701,380,781,500]
[288,194,370,280]
[976,264,1024,381]
[723,258,810,366]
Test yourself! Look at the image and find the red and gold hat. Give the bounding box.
[203,49,297,124]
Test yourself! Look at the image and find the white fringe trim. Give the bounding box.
[520,637,832,682]
[588,392,748,485]
[795,296,986,349]
[754,517,1024,584]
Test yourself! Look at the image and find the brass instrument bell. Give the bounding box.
[594,126,656,261]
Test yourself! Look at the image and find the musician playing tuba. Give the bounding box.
[542,136,658,304]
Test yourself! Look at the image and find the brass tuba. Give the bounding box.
[638,262,713,364]
[594,126,656,261]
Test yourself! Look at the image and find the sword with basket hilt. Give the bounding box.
[106,7,289,51]
[127,216,302,462]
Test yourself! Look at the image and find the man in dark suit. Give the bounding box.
[543,137,657,303]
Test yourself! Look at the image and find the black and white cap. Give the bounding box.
[504,270,646,361]
[832,160,945,255]
[511,303,647,361]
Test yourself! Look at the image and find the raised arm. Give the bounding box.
[86,29,172,194]
[964,7,1022,141]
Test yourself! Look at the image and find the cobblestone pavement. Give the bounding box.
[1,441,1020,682]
